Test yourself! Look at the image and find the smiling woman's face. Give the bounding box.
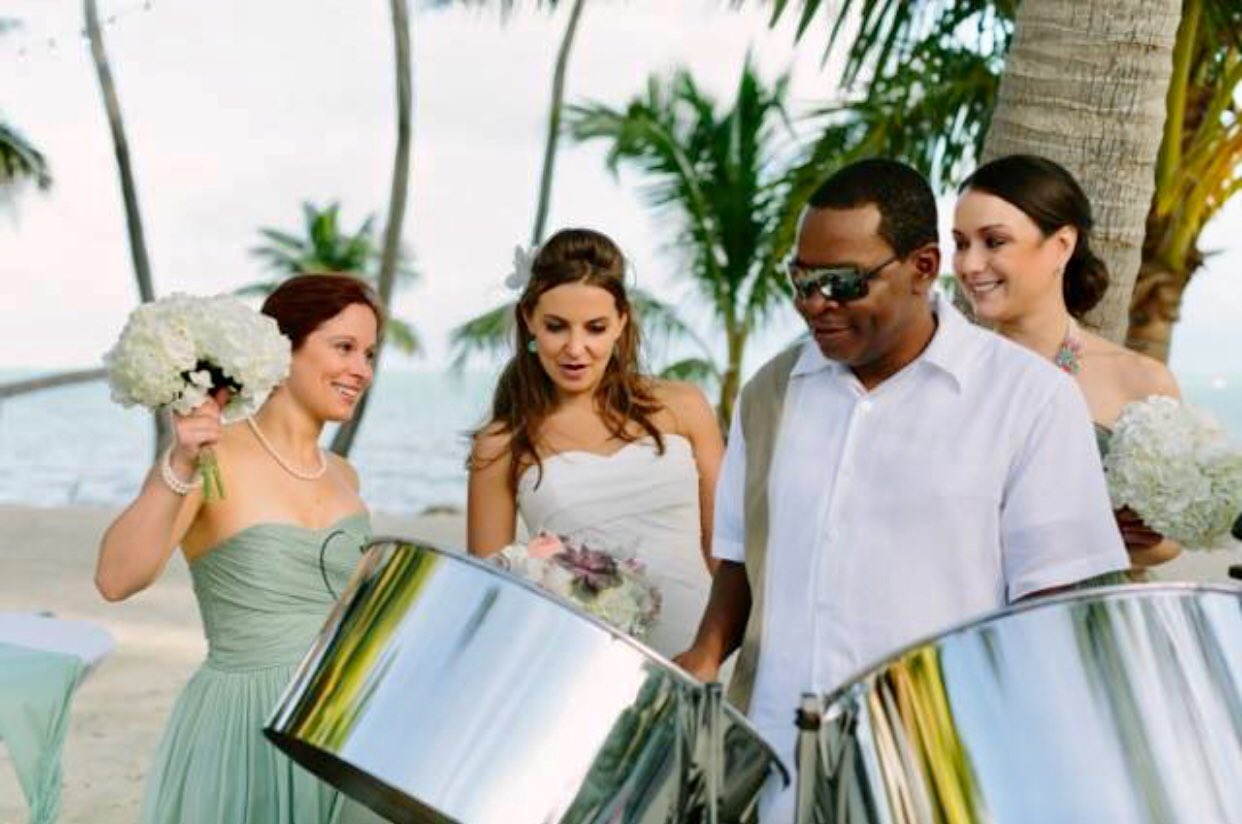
[524,282,627,399]
[952,189,1074,324]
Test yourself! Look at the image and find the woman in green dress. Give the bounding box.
[952,154,1182,576]
[96,274,384,823]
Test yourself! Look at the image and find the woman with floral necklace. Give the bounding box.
[96,274,384,823]
[952,154,1181,574]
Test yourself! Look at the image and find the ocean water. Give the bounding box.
[0,370,497,513]
[1,369,1240,513]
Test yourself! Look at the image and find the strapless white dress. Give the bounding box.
[516,434,710,659]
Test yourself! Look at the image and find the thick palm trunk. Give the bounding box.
[529,0,587,246]
[84,0,167,451]
[332,0,413,457]
[980,0,1181,343]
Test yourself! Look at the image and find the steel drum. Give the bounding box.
[265,537,787,823]
[794,584,1242,824]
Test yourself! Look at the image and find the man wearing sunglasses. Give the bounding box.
[674,158,1127,822]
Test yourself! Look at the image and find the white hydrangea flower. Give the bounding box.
[105,293,292,422]
[1105,396,1242,549]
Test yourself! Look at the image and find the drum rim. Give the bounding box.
[817,581,1242,711]
[361,535,792,783]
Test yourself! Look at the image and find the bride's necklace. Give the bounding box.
[1053,317,1083,376]
[246,416,328,481]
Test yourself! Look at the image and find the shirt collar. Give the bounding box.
[918,292,973,392]
[789,292,974,391]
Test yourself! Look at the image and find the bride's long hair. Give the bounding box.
[476,228,665,492]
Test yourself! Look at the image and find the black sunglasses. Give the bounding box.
[787,255,900,303]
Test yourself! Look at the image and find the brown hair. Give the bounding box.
[477,228,665,491]
[959,154,1109,318]
[260,273,384,349]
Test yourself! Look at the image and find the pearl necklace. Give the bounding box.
[245,416,328,480]
[1053,318,1084,376]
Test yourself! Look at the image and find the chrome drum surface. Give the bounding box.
[266,538,787,823]
[796,584,1242,824]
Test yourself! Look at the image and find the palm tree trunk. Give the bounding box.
[1127,204,1197,362]
[332,0,413,457]
[1127,258,1184,363]
[717,324,747,430]
[0,367,107,401]
[84,0,167,451]
[980,0,1181,343]
[529,0,587,246]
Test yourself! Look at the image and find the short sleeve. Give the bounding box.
[1001,381,1128,600]
[712,409,747,563]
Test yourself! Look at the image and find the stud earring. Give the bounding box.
[527,339,537,354]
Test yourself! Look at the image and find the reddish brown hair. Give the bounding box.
[260,274,384,350]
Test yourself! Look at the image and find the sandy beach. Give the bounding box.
[1,504,1239,823]
[0,505,466,824]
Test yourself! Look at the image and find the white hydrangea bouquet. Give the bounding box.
[104,294,291,500]
[1104,396,1242,549]
[493,533,662,639]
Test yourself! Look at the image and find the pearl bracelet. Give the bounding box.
[160,447,202,496]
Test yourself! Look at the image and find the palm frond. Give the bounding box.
[630,287,714,358]
[232,279,285,298]
[384,316,422,355]
[448,301,516,371]
[0,121,52,191]
[658,357,720,384]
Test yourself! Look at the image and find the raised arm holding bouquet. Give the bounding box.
[96,275,386,824]
[104,293,291,500]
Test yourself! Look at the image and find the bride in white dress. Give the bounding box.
[466,228,724,659]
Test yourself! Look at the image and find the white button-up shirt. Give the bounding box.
[713,296,1127,822]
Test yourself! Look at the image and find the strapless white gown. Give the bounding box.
[516,434,710,659]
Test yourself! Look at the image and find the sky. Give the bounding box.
[2,0,1239,380]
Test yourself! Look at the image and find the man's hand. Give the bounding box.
[673,646,721,683]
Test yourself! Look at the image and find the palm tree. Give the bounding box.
[84,0,166,450]
[243,201,422,357]
[0,18,51,202]
[767,0,1241,357]
[447,0,588,246]
[1130,0,1242,361]
[563,58,804,424]
[340,0,414,457]
[0,122,51,199]
[979,0,1182,344]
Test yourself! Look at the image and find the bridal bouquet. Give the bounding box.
[1103,396,1242,549]
[104,294,291,500]
[494,533,662,639]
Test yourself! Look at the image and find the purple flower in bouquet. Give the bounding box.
[553,545,623,593]
[492,533,661,638]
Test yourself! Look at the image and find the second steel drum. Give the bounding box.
[266,538,787,823]
[794,584,1242,824]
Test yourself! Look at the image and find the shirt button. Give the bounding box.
[859,399,873,413]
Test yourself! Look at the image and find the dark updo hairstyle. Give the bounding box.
[959,154,1109,318]
[260,273,384,350]
[477,227,664,492]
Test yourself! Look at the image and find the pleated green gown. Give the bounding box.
[140,513,383,824]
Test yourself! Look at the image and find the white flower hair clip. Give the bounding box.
[504,244,539,291]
